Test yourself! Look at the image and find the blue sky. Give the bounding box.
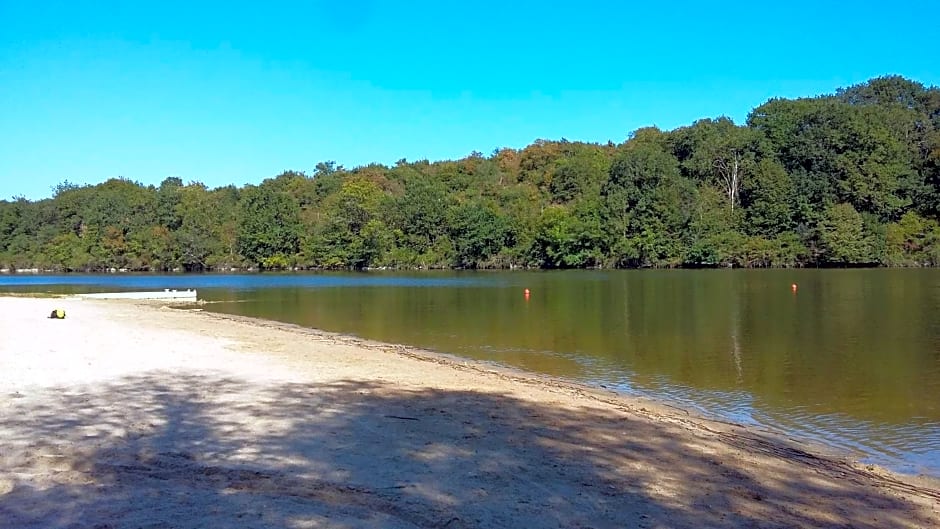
[1,0,938,200]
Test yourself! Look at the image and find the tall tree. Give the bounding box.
[602,134,693,267]
[156,177,184,231]
[448,199,511,268]
[672,117,762,214]
[236,184,302,268]
[817,203,875,265]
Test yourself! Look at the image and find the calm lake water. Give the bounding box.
[3,269,939,476]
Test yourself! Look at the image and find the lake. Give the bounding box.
[3,269,939,476]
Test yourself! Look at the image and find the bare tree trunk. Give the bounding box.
[714,150,741,212]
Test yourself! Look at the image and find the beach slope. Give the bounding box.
[0,296,937,528]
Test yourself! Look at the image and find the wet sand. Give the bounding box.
[1,296,937,528]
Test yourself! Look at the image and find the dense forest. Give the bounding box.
[2,76,940,272]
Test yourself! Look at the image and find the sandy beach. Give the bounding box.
[0,296,937,528]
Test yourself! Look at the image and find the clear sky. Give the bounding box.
[1,0,938,200]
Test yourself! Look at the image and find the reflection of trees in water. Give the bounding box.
[730,293,744,385]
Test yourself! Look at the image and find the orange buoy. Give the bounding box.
[524,288,530,300]
[791,283,798,293]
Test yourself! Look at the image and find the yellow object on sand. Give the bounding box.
[49,308,66,319]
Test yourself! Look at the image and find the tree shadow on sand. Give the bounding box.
[1,373,936,528]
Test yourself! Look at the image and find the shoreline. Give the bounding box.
[2,295,938,528]
[198,302,938,480]
[195,307,940,485]
[200,309,852,456]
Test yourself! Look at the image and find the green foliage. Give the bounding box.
[261,253,293,270]
[393,173,450,254]
[236,184,302,268]
[156,177,184,231]
[748,95,919,221]
[602,136,694,267]
[549,143,612,204]
[884,211,940,266]
[530,205,604,268]
[2,76,938,270]
[817,203,877,265]
[741,159,794,237]
[672,117,762,214]
[448,200,511,268]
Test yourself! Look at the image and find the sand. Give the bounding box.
[0,295,937,528]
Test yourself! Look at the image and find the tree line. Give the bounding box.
[2,76,939,271]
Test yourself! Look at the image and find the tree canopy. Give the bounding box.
[2,76,939,271]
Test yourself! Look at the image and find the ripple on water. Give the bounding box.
[540,354,939,476]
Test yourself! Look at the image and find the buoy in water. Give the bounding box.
[524,288,530,300]
[791,283,798,293]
